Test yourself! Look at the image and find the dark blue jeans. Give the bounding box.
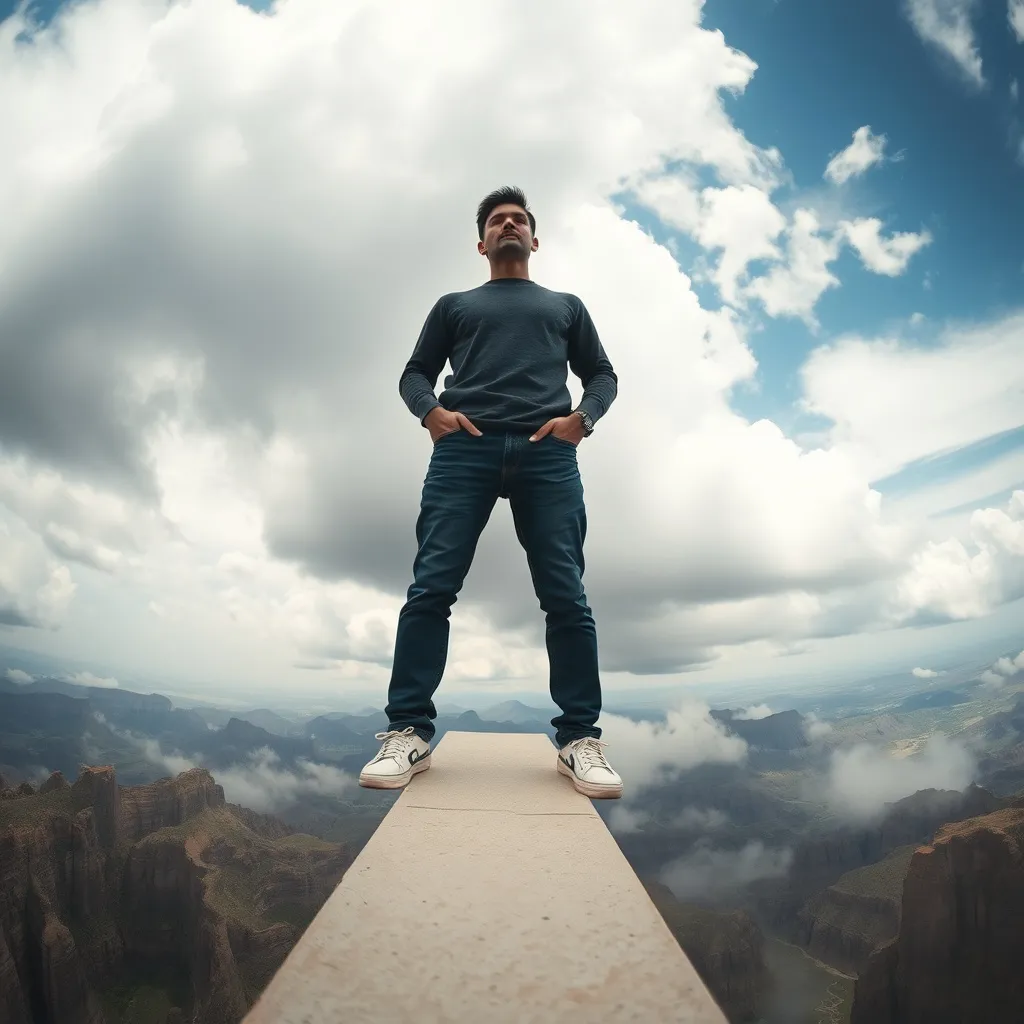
[385,429,603,750]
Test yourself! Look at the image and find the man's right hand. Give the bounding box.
[424,407,483,442]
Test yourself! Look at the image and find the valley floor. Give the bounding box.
[760,938,853,1024]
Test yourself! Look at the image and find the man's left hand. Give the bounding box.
[529,415,584,445]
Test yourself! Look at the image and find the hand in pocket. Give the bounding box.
[424,408,482,442]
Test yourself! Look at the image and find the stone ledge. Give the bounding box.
[242,731,727,1023]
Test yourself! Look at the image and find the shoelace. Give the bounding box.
[572,737,612,772]
[373,726,416,761]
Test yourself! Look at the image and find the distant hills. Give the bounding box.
[897,688,971,712]
[191,706,302,737]
[3,667,1024,1022]
[480,699,553,725]
[0,683,563,792]
[710,708,809,750]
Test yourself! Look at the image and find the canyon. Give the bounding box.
[749,785,1001,944]
[850,796,1024,1024]
[643,878,770,1023]
[0,766,351,1024]
[4,678,1024,1022]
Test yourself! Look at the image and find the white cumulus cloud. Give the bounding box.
[215,748,354,814]
[891,490,1024,624]
[68,670,119,688]
[905,0,985,86]
[0,515,76,629]
[107,723,355,812]
[734,704,774,721]
[803,713,833,741]
[825,125,888,184]
[661,840,793,900]
[1010,0,1024,43]
[825,734,976,821]
[745,209,841,325]
[800,314,1024,481]
[608,803,729,835]
[840,217,933,276]
[0,0,1015,699]
[912,666,940,678]
[977,648,1024,689]
[597,702,748,794]
[636,180,786,306]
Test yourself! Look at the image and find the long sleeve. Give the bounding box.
[567,297,617,424]
[399,297,452,424]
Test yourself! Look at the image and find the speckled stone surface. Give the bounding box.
[242,731,727,1023]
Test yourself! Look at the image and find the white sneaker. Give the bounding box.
[358,727,431,790]
[557,736,623,799]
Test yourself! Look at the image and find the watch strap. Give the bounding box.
[574,409,594,436]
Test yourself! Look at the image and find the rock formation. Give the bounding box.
[38,772,69,795]
[0,766,351,1024]
[751,785,1000,938]
[850,797,1024,1023]
[643,878,770,1022]
[796,844,915,974]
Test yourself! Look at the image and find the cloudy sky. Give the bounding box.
[1,0,1022,703]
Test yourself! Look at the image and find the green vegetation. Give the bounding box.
[138,805,251,845]
[98,964,190,1024]
[100,985,173,1024]
[832,845,917,900]
[0,787,73,827]
[68,904,123,955]
[266,901,316,929]
[275,791,387,848]
[207,863,268,929]
[136,806,341,934]
[273,831,338,852]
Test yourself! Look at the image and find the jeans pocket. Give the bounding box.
[549,434,578,449]
[433,428,462,445]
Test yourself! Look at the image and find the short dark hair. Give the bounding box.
[476,186,536,240]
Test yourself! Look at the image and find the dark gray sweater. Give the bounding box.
[398,278,618,434]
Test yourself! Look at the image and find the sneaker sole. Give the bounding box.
[557,758,622,800]
[358,756,431,790]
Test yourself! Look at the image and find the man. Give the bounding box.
[359,186,622,800]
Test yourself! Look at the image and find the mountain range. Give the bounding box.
[2,670,1023,1022]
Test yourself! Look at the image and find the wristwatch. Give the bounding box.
[574,409,594,437]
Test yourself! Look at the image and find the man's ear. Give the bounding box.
[531,236,539,252]
[477,240,487,256]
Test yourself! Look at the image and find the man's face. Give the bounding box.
[479,203,537,259]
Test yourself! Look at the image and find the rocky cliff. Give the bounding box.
[0,765,351,1024]
[850,797,1024,1024]
[643,878,770,1022]
[796,844,916,975]
[751,785,1000,938]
